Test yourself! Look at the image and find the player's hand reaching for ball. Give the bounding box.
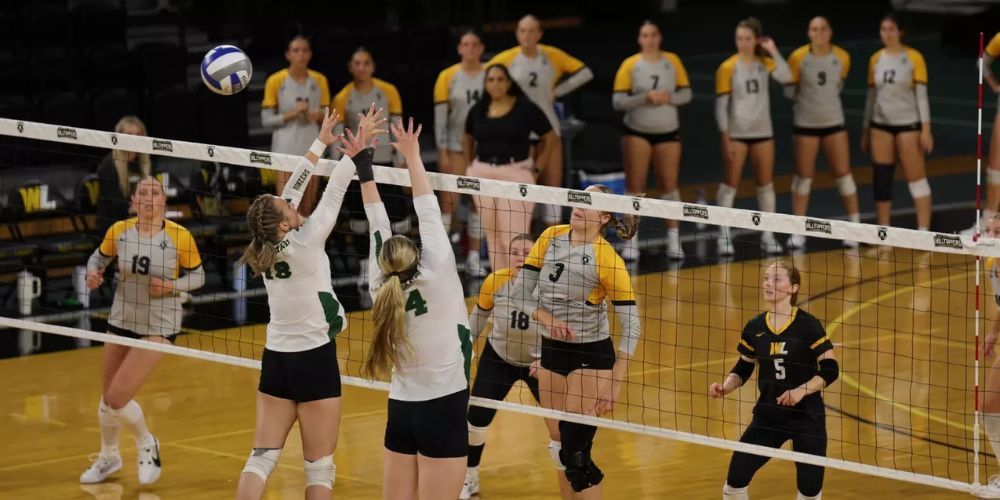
[317,107,341,146]
[356,103,388,145]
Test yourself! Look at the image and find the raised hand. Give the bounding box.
[317,107,341,146]
[389,117,423,160]
[356,103,388,144]
[337,126,371,158]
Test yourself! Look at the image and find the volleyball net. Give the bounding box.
[0,116,995,495]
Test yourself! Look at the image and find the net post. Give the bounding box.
[975,30,986,490]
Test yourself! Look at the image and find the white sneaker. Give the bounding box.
[717,236,734,257]
[80,453,122,484]
[760,232,783,254]
[786,233,806,250]
[136,436,162,485]
[459,468,480,499]
[466,251,487,278]
[666,231,684,260]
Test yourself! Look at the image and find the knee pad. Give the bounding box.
[559,447,603,492]
[723,484,749,500]
[834,174,857,197]
[907,178,931,199]
[872,163,895,202]
[548,440,566,470]
[304,454,335,490]
[755,183,776,213]
[989,169,1000,185]
[660,190,681,202]
[242,448,281,483]
[790,175,813,196]
[468,423,488,447]
[796,492,822,500]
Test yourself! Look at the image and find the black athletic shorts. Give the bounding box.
[108,324,178,344]
[731,136,772,146]
[870,121,921,135]
[622,124,681,145]
[385,389,469,458]
[541,336,616,377]
[259,340,342,402]
[793,125,846,137]
[467,340,540,427]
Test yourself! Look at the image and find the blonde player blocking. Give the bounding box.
[80,177,205,485]
[613,20,692,262]
[235,106,385,500]
[715,17,792,256]
[361,118,472,499]
[434,31,486,272]
[784,17,861,250]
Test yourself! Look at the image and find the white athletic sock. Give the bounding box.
[116,400,153,446]
[984,413,1000,463]
[918,225,929,232]
[97,398,121,456]
[441,213,452,234]
[716,184,736,208]
[756,183,776,213]
[848,213,861,224]
[722,484,749,500]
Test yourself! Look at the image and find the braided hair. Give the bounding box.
[237,195,285,276]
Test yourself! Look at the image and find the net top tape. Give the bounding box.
[2,117,995,258]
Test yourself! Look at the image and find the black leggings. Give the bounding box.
[726,416,827,496]
[467,340,540,428]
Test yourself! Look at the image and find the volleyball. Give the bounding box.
[200,45,253,96]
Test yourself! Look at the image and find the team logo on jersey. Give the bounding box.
[805,218,832,234]
[457,177,481,191]
[57,127,78,140]
[207,145,215,157]
[160,240,168,249]
[582,254,591,264]
[632,198,641,211]
[152,139,173,153]
[519,184,528,197]
[683,204,709,220]
[249,152,272,166]
[769,342,788,355]
[110,134,118,145]
[756,331,765,337]
[274,239,290,253]
[751,212,761,226]
[933,234,963,250]
[567,191,592,205]
[877,226,888,241]
[16,121,23,133]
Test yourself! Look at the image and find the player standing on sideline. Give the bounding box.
[461,233,572,499]
[964,33,1000,235]
[784,17,860,250]
[361,118,471,500]
[488,14,594,224]
[262,35,331,216]
[861,13,933,231]
[435,31,487,274]
[613,20,692,262]
[714,17,792,256]
[508,184,641,497]
[709,261,838,500]
[234,106,385,500]
[79,177,205,485]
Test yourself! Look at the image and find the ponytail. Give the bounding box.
[363,235,420,380]
[588,184,641,241]
[238,194,284,276]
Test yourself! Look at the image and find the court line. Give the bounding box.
[825,269,976,433]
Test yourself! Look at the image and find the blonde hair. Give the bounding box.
[113,116,152,198]
[588,184,640,240]
[237,195,284,276]
[364,235,420,380]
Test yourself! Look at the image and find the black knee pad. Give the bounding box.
[872,163,896,202]
[559,448,604,492]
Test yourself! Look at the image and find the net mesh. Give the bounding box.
[0,117,994,494]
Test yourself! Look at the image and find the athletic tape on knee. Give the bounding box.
[243,448,281,482]
[756,183,776,213]
[790,175,813,196]
[716,184,736,208]
[467,211,482,238]
[907,178,931,199]
[834,174,857,197]
[468,423,488,447]
[660,190,681,202]
[548,440,566,470]
[990,169,1000,185]
[796,492,822,500]
[723,484,749,500]
[872,163,895,201]
[304,455,335,489]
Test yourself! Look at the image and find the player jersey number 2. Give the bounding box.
[528,71,539,87]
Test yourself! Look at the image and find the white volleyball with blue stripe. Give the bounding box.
[201,45,253,96]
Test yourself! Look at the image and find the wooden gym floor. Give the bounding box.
[0,246,982,499]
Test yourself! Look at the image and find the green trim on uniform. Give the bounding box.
[318,291,344,338]
[374,230,383,261]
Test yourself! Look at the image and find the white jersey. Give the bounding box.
[434,63,485,152]
[366,194,471,402]
[263,156,354,353]
[787,44,851,128]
